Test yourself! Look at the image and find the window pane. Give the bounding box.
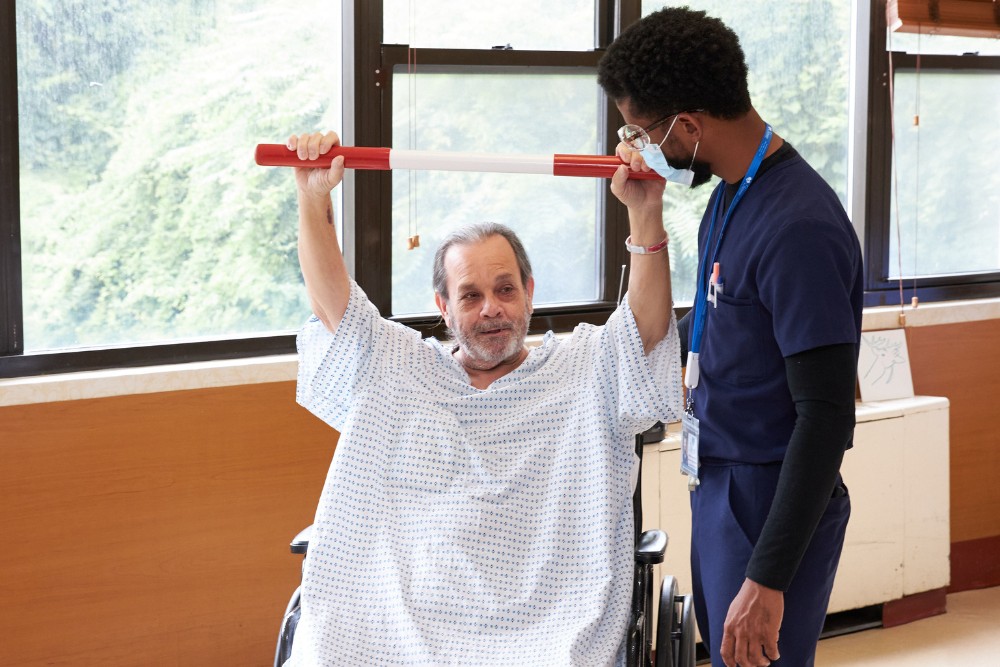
[390,70,601,316]
[889,70,1000,279]
[888,32,1000,56]
[17,0,342,351]
[641,1,853,304]
[383,0,596,50]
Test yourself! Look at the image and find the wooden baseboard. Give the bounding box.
[882,587,947,628]
[950,535,1000,592]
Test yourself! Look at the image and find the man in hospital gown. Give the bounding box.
[283,130,682,666]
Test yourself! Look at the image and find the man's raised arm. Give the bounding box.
[609,155,673,354]
[289,131,350,333]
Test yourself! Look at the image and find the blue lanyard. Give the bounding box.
[688,124,773,360]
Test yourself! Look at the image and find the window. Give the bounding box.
[389,68,602,316]
[866,9,1000,304]
[3,0,343,376]
[642,0,855,303]
[382,0,598,51]
[888,63,1000,279]
[347,1,630,338]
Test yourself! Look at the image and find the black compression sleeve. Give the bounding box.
[744,342,858,591]
[677,309,691,360]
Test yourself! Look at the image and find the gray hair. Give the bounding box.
[432,222,533,302]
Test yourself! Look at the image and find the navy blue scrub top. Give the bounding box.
[692,152,863,465]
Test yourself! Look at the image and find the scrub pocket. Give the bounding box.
[701,293,767,385]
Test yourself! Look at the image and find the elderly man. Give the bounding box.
[283,130,681,666]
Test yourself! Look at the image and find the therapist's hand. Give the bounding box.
[609,142,666,215]
[720,578,783,667]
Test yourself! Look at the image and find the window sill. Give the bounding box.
[4,297,999,408]
[0,354,298,408]
[862,296,1000,331]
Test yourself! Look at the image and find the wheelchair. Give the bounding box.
[274,431,696,667]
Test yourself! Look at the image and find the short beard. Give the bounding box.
[688,159,714,188]
[450,303,531,371]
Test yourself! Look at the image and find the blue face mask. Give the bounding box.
[638,115,697,186]
[639,144,696,186]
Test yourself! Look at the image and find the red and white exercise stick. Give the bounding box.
[254,144,663,180]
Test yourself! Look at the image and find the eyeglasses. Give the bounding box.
[617,109,703,150]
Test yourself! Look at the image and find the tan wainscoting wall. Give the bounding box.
[2,316,999,665]
[906,318,1000,590]
[0,381,336,667]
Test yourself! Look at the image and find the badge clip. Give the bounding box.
[707,262,722,308]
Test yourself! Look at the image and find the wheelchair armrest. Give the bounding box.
[636,528,667,565]
[290,525,313,555]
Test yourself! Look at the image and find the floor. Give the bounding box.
[814,586,1000,666]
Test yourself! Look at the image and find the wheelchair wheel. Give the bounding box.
[677,593,695,667]
[275,527,313,666]
[655,576,679,667]
[273,585,302,667]
[655,575,695,667]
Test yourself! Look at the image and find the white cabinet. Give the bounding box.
[641,396,950,617]
[832,396,951,610]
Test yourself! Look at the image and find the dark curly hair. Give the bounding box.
[597,7,751,120]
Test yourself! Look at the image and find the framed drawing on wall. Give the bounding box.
[857,328,915,402]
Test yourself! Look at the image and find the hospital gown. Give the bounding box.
[288,280,682,666]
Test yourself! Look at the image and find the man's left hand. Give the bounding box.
[720,578,783,667]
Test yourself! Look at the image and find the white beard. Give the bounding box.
[451,303,531,370]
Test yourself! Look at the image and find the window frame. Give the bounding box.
[864,0,1000,307]
[1,2,24,364]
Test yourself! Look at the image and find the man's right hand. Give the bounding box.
[287,131,346,197]
[290,130,351,333]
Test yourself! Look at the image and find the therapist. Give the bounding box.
[598,7,863,667]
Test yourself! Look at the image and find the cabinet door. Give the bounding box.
[902,406,950,595]
[829,416,906,612]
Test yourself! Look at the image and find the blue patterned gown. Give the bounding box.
[288,280,681,667]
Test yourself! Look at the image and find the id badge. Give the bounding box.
[680,412,700,485]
